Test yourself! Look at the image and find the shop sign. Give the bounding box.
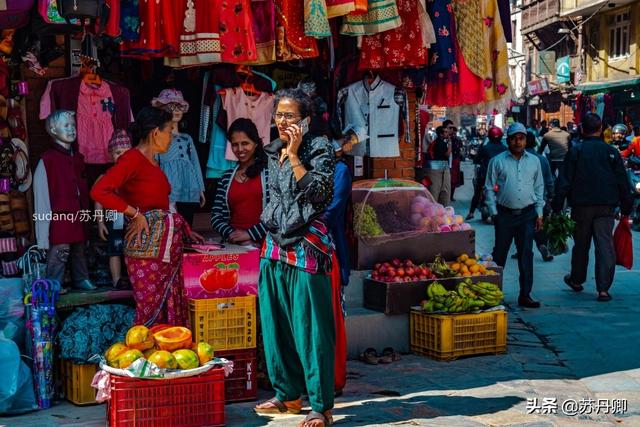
[527,78,550,96]
[538,51,556,76]
[556,56,570,84]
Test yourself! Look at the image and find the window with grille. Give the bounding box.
[608,11,630,60]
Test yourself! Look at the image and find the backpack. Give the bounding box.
[0,0,34,29]
[57,0,104,20]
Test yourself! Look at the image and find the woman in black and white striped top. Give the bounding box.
[210,118,269,244]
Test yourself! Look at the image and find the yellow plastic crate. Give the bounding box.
[410,310,507,361]
[62,360,98,405]
[189,296,257,351]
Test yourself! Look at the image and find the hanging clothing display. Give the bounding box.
[119,0,140,41]
[221,88,275,159]
[46,77,133,165]
[417,0,437,48]
[326,0,356,18]
[341,0,401,36]
[359,0,428,70]
[336,76,409,158]
[305,0,332,38]
[250,0,276,64]
[220,0,258,63]
[497,0,512,43]
[158,133,205,204]
[168,0,222,67]
[452,0,486,79]
[426,1,485,109]
[121,0,180,58]
[478,0,511,112]
[275,0,320,60]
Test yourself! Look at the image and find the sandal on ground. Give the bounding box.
[563,275,584,292]
[597,292,612,302]
[359,347,379,365]
[254,397,302,415]
[298,410,333,427]
[381,347,401,362]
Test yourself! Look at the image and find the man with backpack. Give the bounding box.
[553,113,633,302]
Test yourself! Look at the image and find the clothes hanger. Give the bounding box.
[79,55,102,87]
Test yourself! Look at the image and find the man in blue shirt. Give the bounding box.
[485,123,545,308]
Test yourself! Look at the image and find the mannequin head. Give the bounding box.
[45,110,77,147]
[151,89,189,127]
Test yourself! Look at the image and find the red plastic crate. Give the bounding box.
[216,348,257,402]
[107,368,225,427]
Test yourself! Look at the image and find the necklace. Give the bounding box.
[235,169,249,183]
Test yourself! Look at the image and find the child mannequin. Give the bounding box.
[95,130,131,289]
[152,89,205,226]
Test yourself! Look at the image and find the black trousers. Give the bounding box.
[569,205,616,292]
[492,207,537,297]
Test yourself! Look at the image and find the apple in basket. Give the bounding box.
[199,263,239,292]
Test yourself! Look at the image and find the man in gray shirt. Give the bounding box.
[538,118,570,175]
[485,123,545,308]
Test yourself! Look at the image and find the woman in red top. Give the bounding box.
[210,118,269,245]
[91,107,203,327]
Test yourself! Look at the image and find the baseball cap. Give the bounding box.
[507,123,527,136]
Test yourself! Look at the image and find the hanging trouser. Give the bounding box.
[259,258,335,413]
[330,252,347,392]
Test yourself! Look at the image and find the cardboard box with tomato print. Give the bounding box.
[183,243,260,299]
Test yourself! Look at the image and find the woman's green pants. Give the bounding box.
[258,258,335,413]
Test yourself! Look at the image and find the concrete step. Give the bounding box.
[344,270,409,359]
[345,307,409,359]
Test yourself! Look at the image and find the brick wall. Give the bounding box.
[369,89,417,180]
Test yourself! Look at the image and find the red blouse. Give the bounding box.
[228,174,263,230]
[90,149,171,213]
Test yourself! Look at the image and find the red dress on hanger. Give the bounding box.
[274,0,319,61]
[121,0,181,58]
[220,0,258,63]
[359,0,428,70]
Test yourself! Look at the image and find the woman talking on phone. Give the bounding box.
[254,88,336,427]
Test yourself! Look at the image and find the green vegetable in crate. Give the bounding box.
[353,203,384,237]
[423,280,503,313]
[430,254,457,278]
[543,213,576,255]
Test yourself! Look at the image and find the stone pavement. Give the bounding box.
[3,162,639,426]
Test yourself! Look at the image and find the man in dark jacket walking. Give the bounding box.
[539,118,571,176]
[553,113,633,302]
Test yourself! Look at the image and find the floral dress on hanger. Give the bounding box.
[220,0,258,63]
[359,0,428,70]
[275,0,319,60]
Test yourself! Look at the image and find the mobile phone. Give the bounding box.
[296,119,309,135]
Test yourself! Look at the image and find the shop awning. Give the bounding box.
[575,77,640,95]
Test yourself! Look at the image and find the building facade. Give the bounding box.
[564,0,640,127]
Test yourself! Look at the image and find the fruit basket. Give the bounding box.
[107,367,225,427]
[189,295,257,351]
[410,309,507,361]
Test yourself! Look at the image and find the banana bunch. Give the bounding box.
[429,254,457,278]
[422,279,503,313]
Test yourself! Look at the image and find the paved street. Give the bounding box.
[4,162,639,426]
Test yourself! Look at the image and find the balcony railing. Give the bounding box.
[521,0,562,33]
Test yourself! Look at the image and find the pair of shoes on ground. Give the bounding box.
[359,347,401,365]
[564,274,611,302]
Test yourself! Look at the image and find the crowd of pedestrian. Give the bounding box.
[437,112,633,308]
